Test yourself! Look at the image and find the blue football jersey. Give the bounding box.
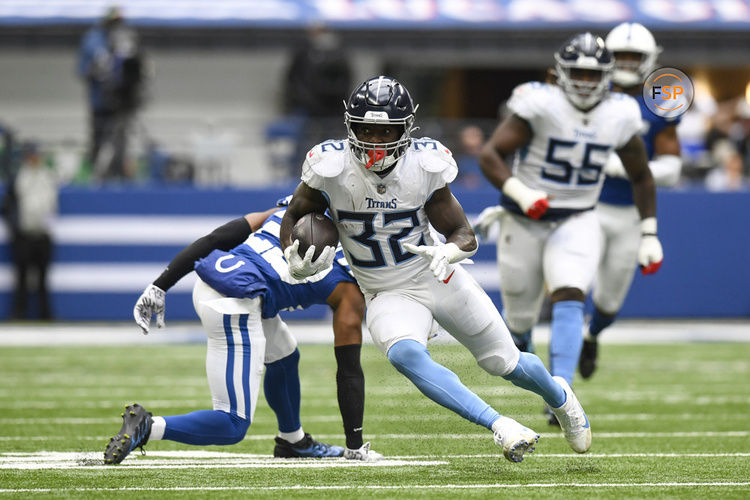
[599,94,681,205]
[194,208,355,319]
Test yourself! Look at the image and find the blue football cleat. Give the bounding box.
[273,433,344,458]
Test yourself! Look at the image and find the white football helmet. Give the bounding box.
[605,22,662,88]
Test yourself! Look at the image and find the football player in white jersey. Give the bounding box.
[478,33,663,421]
[579,23,680,379]
[279,76,592,463]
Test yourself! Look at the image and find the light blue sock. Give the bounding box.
[387,339,500,430]
[550,300,585,385]
[264,349,302,433]
[503,352,565,408]
[589,308,616,337]
[164,410,249,445]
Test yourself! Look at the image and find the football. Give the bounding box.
[291,213,339,261]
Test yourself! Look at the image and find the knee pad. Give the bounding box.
[477,352,517,377]
[503,312,537,336]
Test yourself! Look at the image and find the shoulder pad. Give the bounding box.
[507,81,552,121]
[411,138,458,183]
[304,140,347,178]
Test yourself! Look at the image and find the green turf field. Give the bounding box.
[1,340,749,498]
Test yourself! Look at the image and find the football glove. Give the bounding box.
[473,205,504,240]
[638,217,663,275]
[133,284,166,335]
[284,239,335,280]
[403,242,475,282]
[502,177,549,219]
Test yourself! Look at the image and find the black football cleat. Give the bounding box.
[273,433,344,458]
[544,404,561,428]
[579,338,599,379]
[104,403,153,464]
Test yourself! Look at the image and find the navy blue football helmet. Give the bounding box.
[344,76,418,172]
[554,33,614,110]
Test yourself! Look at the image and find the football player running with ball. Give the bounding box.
[478,33,662,424]
[579,23,681,380]
[280,76,591,463]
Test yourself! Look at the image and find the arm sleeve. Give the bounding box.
[153,217,252,291]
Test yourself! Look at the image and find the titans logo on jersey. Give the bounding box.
[193,208,355,318]
[301,137,457,295]
[503,82,642,218]
[599,94,682,206]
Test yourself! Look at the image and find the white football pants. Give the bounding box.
[365,264,520,376]
[192,278,298,421]
[497,210,601,334]
[592,202,641,314]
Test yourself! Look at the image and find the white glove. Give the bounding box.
[403,242,475,281]
[473,205,504,240]
[502,177,549,219]
[133,284,166,335]
[638,217,663,275]
[603,153,628,179]
[283,239,336,280]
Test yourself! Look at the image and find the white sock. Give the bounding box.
[491,416,513,434]
[279,427,305,444]
[149,416,166,441]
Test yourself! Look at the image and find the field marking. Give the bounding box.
[0,452,445,470]
[2,451,748,471]
[1,431,748,441]
[2,483,750,493]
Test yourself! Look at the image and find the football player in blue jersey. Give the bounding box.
[103,200,382,464]
[280,76,593,463]
[578,23,681,379]
[478,33,662,424]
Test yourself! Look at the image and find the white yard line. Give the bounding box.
[2,483,749,493]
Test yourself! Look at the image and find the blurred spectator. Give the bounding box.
[77,5,148,181]
[454,125,485,189]
[282,24,351,177]
[1,143,58,320]
[704,139,748,191]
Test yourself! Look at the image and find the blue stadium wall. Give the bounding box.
[0,185,747,321]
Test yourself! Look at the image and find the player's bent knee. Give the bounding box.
[386,339,427,373]
[504,315,536,336]
[224,415,250,444]
[477,352,517,377]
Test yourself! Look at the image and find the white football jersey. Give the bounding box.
[506,82,642,213]
[301,137,457,295]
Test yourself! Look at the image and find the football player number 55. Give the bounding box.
[542,139,610,185]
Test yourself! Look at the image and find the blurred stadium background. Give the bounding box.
[0,0,748,323]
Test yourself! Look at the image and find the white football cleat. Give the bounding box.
[343,442,383,462]
[492,417,539,463]
[550,376,592,453]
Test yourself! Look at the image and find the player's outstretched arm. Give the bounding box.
[617,134,663,275]
[134,208,276,334]
[479,115,549,219]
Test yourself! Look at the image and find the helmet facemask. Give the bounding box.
[611,50,659,88]
[345,110,416,172]
[555,57,613,111]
